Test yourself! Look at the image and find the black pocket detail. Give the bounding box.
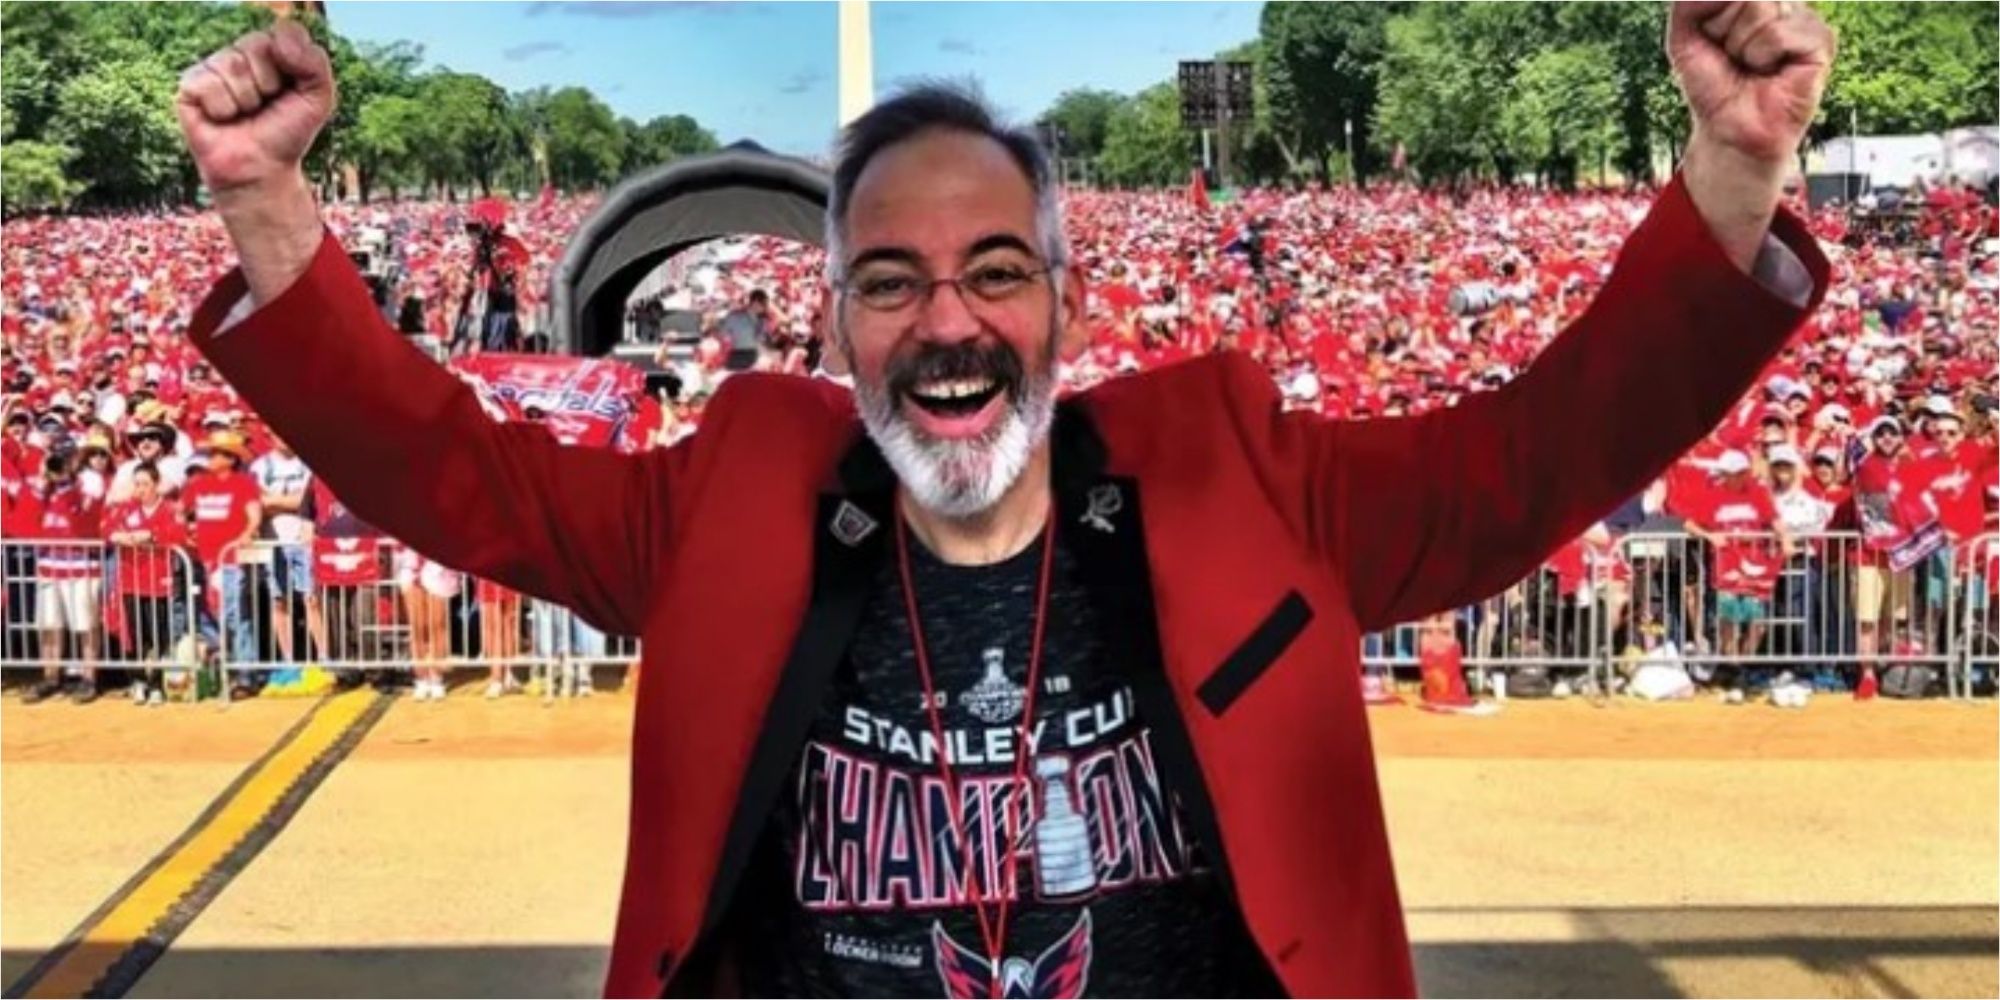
[1197,590,1313,716]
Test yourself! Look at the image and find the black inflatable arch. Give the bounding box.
[550,143,830,357]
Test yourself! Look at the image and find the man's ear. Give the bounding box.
[1057,262,1089,363]
[818,286,850,375]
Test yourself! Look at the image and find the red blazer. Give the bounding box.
[189,177,1826,998]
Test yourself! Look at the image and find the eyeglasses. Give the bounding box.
[840,260,1056,313]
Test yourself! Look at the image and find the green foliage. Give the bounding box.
[1043,88,1122,159]
[542,86,626,191]
[1099,83,1191,188]
[621,114,719,175]
[1498,44,1622,187]
[0,1,720,211]
[1260,2,1404,180]
[1816,1,1999,135]
[0,140,82,212]
[48,56,185,205]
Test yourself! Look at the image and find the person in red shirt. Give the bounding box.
[25,450,105,704]
[1683,450,1793,695]
[181,430,264,699]
[2,407,45,663]
[103,462,186,704]
[1851,416,1940,665]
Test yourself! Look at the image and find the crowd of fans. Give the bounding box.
[3,175,1995,704]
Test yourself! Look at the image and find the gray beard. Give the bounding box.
[851,325,1059,521]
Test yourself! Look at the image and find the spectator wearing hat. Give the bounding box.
[102,462,186,704]
[181,429,264,699]
[24,449,105,705]
[1851,415,1933,666]
[1683,449,1793,696]
[110,402,187,502]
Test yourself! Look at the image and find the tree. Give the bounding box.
[2,45,55,143]
[1554,1,1673,182]
[1499,44,1621,188]
[48,57,184,205]
[1260,2,1406,182]
[322,35,424,195]
[1042,88,1122,160]
[621,114,718,175]
[0,140,81,214]
[350,96,425,201]
[1817,1,1999,137]
[410,71,514,196]
[543,86,626,191]
[1374,2,1564,183]
[1099,83,1191,188]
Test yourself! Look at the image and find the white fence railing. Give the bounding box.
[8,531,1996,702]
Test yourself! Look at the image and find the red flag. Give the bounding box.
[1189,167,1210,212]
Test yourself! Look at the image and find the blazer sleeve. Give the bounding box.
[1232,174,1830,633]
[187,231,683,636]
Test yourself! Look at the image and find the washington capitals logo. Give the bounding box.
[932,910,1093,999]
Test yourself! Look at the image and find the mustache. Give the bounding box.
[885,339,1025,402]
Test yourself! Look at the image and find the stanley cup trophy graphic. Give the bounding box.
[1030,756,1098,901]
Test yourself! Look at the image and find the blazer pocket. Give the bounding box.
[1197,590,1313,716]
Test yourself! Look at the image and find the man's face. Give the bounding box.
[135,471,158,504]
[1934,418,1965,450]
[824,130,1087,519]
[135,436,161,458]
[1874,426,1904,457]
[1813,460,1837,485]
[208,450,233,475]
[1771,462,1798,491]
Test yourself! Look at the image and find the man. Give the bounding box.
[250,433,323,671]
[1766,444,1834,686]
[1684,449,1792,696]
[1851,416,1940,665]
[718,289,776,371]
[23,449,105,705]
[178,7,1830,996]
[108,403,187,502]
[181,430,264,700]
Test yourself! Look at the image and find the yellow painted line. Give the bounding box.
[21,690,380,999]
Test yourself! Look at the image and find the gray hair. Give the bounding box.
[823,82,1069,289]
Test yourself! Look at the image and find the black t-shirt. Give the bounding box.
[731,530,1266,997]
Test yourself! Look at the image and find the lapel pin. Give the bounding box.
[830,500,878,547]
[1081,483,1123,534]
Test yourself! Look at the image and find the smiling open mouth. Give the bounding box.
[904,376,1004,417]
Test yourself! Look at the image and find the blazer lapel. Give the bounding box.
[693,435,894,944]
[1049,407,1237,896]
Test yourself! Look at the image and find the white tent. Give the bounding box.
[1812,127,1999,188]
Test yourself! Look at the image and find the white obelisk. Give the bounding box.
[838,0,875,126]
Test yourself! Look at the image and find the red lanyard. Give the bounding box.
[894,501,1057,1000]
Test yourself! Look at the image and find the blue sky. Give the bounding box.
[323,1,1263,157]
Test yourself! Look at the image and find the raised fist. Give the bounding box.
[176,20,337,196]
[1669,1,1835,166]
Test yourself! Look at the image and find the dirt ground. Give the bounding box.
[3,683,1994,998]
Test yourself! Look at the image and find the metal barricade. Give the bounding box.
[2,538,202,697]
[1956,533,1998,699]
[216,539,636,700]
[1614,530,1962,695]
[1361,562,1609,695]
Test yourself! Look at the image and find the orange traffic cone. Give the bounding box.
[1855,665,1879,701]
